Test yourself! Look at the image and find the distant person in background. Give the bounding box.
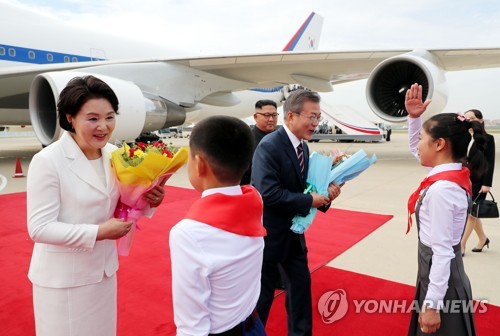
[240,99,278,185]
[386,125,392,141]
[26,75,164,336]
[461,109,495,255]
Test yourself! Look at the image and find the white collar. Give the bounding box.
[427,162,463,177]
[202,185,243,198]
[283,123,302,149]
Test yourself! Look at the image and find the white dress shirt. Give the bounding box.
[408,117,469,309]
[169,185,264,335]
[283,123,302,155]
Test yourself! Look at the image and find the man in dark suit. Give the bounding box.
[240,99,279,185]
[252,89,342,335]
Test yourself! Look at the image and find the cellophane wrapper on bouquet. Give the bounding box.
[111,141,188,256]
[291,149,377,234]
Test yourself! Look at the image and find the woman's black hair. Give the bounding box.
[57,75,119,132]
[466,109,484,120]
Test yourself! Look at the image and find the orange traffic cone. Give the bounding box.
[13,157,25,178]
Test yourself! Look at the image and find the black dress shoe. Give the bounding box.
[472,238,490,252]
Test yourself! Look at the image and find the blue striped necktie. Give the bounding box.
[297,143,304,175]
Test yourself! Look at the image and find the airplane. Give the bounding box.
[0,3,320,145]
[184,12,324,126]
[2,2,500,147]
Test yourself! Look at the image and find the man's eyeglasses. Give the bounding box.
[256,113,279,119]
[296,113,323,123]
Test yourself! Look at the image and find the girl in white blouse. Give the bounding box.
[404,83,486,335]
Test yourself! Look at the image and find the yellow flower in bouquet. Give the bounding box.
[112,141,188,188]
[111,140,188,256]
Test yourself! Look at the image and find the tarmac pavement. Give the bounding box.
[1,132,498,305]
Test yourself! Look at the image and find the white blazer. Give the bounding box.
[27,132,120,288]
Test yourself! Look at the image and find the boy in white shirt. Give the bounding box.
[169,115,267,336]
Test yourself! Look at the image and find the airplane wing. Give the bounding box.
[171,47,500,80]
[3,2,500,146]
[4,47,500,106]
[3,47,500,145]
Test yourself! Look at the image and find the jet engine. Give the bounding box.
[29,72,185,146]
[366,50,449,122]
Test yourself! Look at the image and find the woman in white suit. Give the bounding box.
[27,76,165,336]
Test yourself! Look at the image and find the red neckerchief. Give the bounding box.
[185,185,266,237]
[407,167,471,234]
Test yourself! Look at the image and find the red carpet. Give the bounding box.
[1,187,393,335]
[266,267,500,335]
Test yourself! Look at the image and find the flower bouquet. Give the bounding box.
[111,140,188,256]
[290,149,377,234]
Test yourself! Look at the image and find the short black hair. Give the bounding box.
[190,116,254,183]
[57,75,119,132]
[255,99,277,109]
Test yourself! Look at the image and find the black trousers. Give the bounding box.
[209,309,265,336]
[257,235,312,336]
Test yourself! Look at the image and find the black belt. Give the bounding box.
[209,309,259,336]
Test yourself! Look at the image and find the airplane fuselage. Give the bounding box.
[0,4,284,129]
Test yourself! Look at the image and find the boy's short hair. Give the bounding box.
[190,116,254,183]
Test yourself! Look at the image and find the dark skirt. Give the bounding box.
[408,241,476,336]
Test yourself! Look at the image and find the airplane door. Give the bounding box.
[90,48,106,61]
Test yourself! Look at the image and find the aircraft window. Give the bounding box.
[8,48,15,57]
[64,56,70,63]
[47,54,53,62]
[28,51,35,59]
[72,57,78,62]
[0,47,5,55]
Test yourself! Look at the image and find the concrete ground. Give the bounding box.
[1,132,498,305]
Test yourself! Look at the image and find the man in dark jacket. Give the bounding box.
[240,99,278,185]
[252,90,342,335]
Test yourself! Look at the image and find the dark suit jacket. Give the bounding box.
[251,126,314,261]
[240,126,269,185]
[483,133,495,187]
[470,133,495,193]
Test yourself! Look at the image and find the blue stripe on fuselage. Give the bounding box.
[249,86,284,93]
[1,43,283,94]
[0,43,105,64]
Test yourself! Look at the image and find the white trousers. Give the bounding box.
[33,274,117,336]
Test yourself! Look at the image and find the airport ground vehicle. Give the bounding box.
[309,133,383,143]
[308,108,385,143]
[156,127,191,139]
